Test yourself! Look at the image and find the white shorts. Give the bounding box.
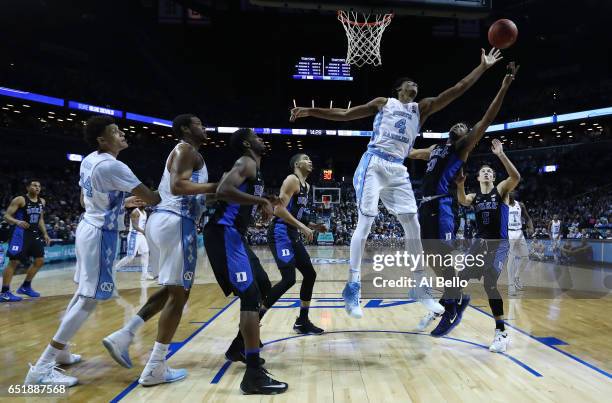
[353,151,417,217]
[147,211,197,289]
[73,220,119,300]
[508,229,529,257]
[126,231,149,257]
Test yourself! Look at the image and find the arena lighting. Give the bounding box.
[1,85,612,137]
[66,153,83,162]
[542,165,558,173]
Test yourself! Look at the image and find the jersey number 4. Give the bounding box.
[394,118,407,135]
[80,173,93,198]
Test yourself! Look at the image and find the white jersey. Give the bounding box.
[79,151,141,231]
[551,220,561,238]
[508,202,523,231]
[156,142,208,222]
[367,98,420,161]
[129,209,147,233]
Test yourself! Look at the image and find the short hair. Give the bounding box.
[172,114,196,137]
[84,115,115,147]
[391,77,417,97]
[26,179,40,187]
[289,153,306,171]
[478,163,496,176]
[230,128,253,153]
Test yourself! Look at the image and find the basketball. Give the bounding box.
[488,19,518,49]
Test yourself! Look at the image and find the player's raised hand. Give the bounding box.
[491,138,505,155]
[481,48,503,69]
[502,62,520,87]
[454,168,466,185]
[290,107,310,122]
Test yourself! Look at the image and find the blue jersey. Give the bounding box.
[473,187,509,239]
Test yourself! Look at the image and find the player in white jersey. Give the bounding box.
[103,114,216,387]
[115,206,154,279]
[507,192,534,296]
[25,115,161,386]
[291,48,503,318]
[549,214,562,261]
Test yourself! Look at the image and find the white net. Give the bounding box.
[337,10,393,67]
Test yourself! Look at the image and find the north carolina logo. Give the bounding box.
[183,272,194,281]
[100,282,114,292]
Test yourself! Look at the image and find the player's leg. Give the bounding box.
[1,260,22,302]
[17,235,46,297]
[513,236,530,289]
[221,227,287,394]
[345,154,380,318]
[25,221,114,386]
[381,167,444,315]
[292,241,323,334]
[115,231,138,269]
[261,224,297,313]
[486,240,510,353]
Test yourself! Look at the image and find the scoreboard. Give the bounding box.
[293,56,353,81]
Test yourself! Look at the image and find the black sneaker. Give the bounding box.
[240,367,288,395]
[224,337,266,365]
[293,318,324,335]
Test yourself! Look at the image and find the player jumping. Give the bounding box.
[291,48,503,318]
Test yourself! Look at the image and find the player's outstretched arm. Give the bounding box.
[408,144,436,160]
[459,62,519,158]
[272,175,314,242]
[169,143,217,196]
[455,169,475,206]
[290,97,386,122]
[492,139,521,198]
[419,48,503,126]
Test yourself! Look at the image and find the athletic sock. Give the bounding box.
[123,315,145,336]
[1,286,8,293]
[298,307,309,323]
[495,319,505,332]
[22,280,32,288]
[245,348,260,369]
[348,268,360,283]
[35,344,62,368]
[149,342,169,363]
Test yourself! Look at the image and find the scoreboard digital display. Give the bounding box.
[293,56,353,81]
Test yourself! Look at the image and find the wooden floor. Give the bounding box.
[1,246,611,403]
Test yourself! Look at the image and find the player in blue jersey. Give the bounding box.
[1,180,51,301]
[25,115,161,386]
[291,48,503,318]
[455,139,521,352]
[413,62,520,335]
[204,128,287,395]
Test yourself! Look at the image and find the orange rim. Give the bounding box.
[337,10,394,27]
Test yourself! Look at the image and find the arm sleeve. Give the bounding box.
[93,160,142,193]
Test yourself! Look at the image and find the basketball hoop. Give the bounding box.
[337,10,393,67]
[322,194,332,210]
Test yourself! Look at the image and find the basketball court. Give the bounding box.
[2,246,611,402]
[1,0,611,401]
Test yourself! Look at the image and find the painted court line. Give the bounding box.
[110,297,238,403]
[470,305,612,379]
[209,329,542,385]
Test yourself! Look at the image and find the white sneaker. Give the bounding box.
[138,361,187,386]
[56,346,82,365]
[489,329,509,353]
[409,278,444,314]
[103,330,134,368]
[416,311,440,331]
[25,362,78,386]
